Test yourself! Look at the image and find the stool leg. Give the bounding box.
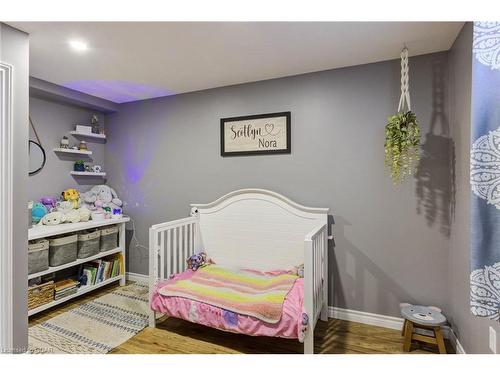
[434,326,447,354]
[403,321,413,352]
[401,320,407,336]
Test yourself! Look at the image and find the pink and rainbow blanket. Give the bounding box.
[158,265,299,323]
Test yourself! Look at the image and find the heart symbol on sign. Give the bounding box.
[264,123,280,136]
[265,123,274,135]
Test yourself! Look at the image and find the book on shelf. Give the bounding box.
[54,279,80,300]
[79,256,122,286]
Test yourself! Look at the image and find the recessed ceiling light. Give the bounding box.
[69,39,88,52]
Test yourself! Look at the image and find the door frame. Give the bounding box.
[0,61,15,351]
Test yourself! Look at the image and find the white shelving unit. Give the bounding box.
[70,171,106,177]
[29,275,123,316]
[69,131,106,140]
[53,147,92,156]
[28,217,130,316]
[28,247,123,280]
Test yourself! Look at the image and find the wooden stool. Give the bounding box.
[400,304,447,354]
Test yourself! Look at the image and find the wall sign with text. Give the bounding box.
[220,112,291,156]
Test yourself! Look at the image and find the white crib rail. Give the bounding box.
[303,223,328,353]
[149,216,199,326]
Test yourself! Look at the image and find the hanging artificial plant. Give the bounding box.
[384,47,421,184]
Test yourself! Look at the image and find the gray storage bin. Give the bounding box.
[49,234,78,266]
[77,230,101,259]
[28,239,49,274]
[100,225,119,252]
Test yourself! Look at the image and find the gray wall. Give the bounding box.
[448,23,498,354]
[0,23,29,352]
[105,51,452,318]
[28,97,106,200]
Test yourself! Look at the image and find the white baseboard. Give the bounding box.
[126,272,149,284]
[446,328,466,354]
[328,306,465,354]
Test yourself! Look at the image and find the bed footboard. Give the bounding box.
[303,223,329,354]
[149,216,200,327]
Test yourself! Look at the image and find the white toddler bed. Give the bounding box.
[148,188,330,354]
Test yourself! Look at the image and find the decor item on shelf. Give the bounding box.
[56,200,73,214]
[85,165,92,172]
[76,125,92,134]
[71,145,78,150]
[81,185,123,212]
[92,165,102,173]
[62,188,80,209]
[40,196,58,213]
[78,140,88,151]
[90,114,100,134]
[65,209,81,223]
[77,206,91,222]
[32,202,48,225]
[74,160,85,172]
[112,208,123,219]
[59,136,70,149]
[103,206,112,219]
[40,211,67,226]
[54,200,90,223]
[384,47,420,184]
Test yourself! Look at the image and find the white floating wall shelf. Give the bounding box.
[69,131,106,140]
[53,147,92,156]
[70,171,106,177]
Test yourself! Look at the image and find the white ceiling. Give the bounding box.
[10,22,463,103]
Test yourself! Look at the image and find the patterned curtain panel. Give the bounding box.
[470,22,500,320]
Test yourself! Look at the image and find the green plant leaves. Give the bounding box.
[384,111,420,184]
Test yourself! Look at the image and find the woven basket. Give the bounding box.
[28,281,54,310]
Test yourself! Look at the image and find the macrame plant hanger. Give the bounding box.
[397,46,411,114]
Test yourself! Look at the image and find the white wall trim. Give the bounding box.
[0,62,14,352]
[329,306,466,354]
[126,272,149,285]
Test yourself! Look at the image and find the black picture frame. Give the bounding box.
[220,111,291,157]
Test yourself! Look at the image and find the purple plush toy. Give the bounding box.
[186,252,210,271]
[40,196,58,213]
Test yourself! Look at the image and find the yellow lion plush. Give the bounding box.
[62,188,80,209]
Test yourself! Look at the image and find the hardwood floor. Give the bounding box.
[29,281,454,354]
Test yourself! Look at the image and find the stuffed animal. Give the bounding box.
[56,200,73,214]
[40,196,58,213]
[80,190,97,209]
[65,209,80,223]
[40,211,66,226]
[186,252,210,271]
[62,188,80,209]
[76,206,91,222]
[82,185,123,212]
[92,185,122,211]
[31,202,48,224]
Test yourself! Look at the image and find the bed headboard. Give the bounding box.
[190,188,328,271]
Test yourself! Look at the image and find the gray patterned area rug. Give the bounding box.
[29,283,149,354]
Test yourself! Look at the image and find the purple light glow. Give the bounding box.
[63,80,174,103]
